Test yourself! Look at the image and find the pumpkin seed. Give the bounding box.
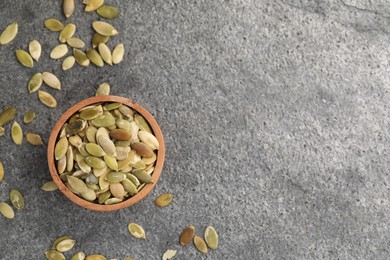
[98,43,112,65]
[38,90,57,108]
[142,153,156,165]
[81,188,97,201]
[104,102,121,111]
[29,40,41,61]
[134,114,152,133]
[99,172,110,190]
[43,72,61,90]
[41,181,58,191]
[68,176,88,193]
[57,156,67,174]
[97,190,111,204]
[119,106,134,118]
[138,131,159,150]
[131,142,154,157]
[66,182,80,194]
[85,0,104,12]
[179,226,195,245]
[45,250,65,260]
[11,121,23,145]
[92,33,109,48]
[66,146,74,172]
[125,173,140,186]
[194,236,208,254]
[121,179,137,195]
[68,135,82,148]
[132,169,153,184]
[128,223,146,239]
[70,252,86,260]
[85,156,106,169]
[96,127,110,140]
[155,193,173,208]
[45,19,64,31]
[115,146,130,160]
[104,197,122,205]
[96,83,110,96]
[66,119,87,136]
[92,21,118,36]
[67,38,85,48]
[73,49,90,67]
[106,172,126,183]
[23,111,36,123]
[59,23,76,43]
[97,5,119,19]
[16,50,33,68]
[91,114,115,128]
[204,226,218,249]
[110,183,125,198]
[62,56,76,70]
[52,236,71,249]
[112,43,124,64]
[0,202,14,219]
[0,21,18,45]
[56,238,76,252]
[63,0,75,18]
[86,143,105,157]
[86,173,98,184]
[0,161,3,182]
[104,155,118,171]
[86,48,104,67]
[50,44,68,60]
[162,249,177,260]
[109,129,131,140]
[28,73,42,93]
[55,136,68,160]
[10,189,24,209]
[26,132,44,145]
[0,107,16,126]
[0,126,4,136]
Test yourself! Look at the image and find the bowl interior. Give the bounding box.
[47,96,165,211]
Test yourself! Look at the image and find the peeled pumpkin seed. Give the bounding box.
[110,183,125,198]
[132,169,153,184]
[104,155,118,171]
[126,173,140,187]
[57,156,67,174]
[43,72,61,90]
[80,108,101,121]
[139,131,159,150]
[67,38,85,49]
[86,126,98,143]
[56,238,76,252]
[86,49,104,67]
[26,132,44,145]
[28,73,42,93]
[92,21,118,36]
[41,181,58,191]
[131,142,154,157]
[73,49,90,67]
[205,226,218,249]
[11,121,23,145]
[0,21,18,45]
[98,43,112,65]
[0,161,3,182]
[104,102,121,111]
[52,236,70,250]
[104,197,122,205]
[112,43,124,64]
[142,153,157,165]
[128,223,146,239]
[96,127,110,140]
[110,129,131,141]
[50,44,68,60]
[66,146,74,172]
[179,226,195,245]
[86,143,105,157]
[63,0,75,18]
[16,50,33,68]
[38,90,57,108]
[66,119,87,136]
[194,236,208,254]
[119,106,134,118]
[68,135,82,148]
[0,202,14,219]
[10,189,24,209]
[155,193,173,208]
[59,23,76,43]
[29,40,41,61]
[96,82,110,96]
[55,136,68,160]
[70,252,86,260]
[106,172,126,183]
[62,56,76,71]
[121,179,137,195]
[99,172,110,190]
[23,111,36,123]
[92,33,109,48]
[85,156,106,169]
[145,166,154,175]
[0,107,16,126]
[85,0,104,11]
[86,254,106,260]
[45,19,64,31]
[68,176,88,193]
[115,146,130,160]
[0,126,4,136]
[162,249,177,260]
[45,250,65,260]
[98,136,116,157]
[97,5,119,19]
[134,114,152,133]
[98,190,111,204]
[81,188,97,201]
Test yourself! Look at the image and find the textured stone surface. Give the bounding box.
[1,0,390,259]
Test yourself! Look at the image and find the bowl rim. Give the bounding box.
[47,95,165,211]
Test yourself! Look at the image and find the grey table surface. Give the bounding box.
[1,0,390,259]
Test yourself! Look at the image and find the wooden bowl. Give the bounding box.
[47,96,165,211]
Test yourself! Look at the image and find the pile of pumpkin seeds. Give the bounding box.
[54,102,159,204]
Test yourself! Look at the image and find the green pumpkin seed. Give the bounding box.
[45,19,64,31]
[121,179,137,195]
[162,249,177,260]
[0,126,4,136]
[29,40,41,61]
[86,126,98,143]
[98,43,112,65]
[66,119,87,135]
[80,108,101,120]
[112,43,124,64]
[110,129,131,141]
[103,155,117,171]
[0,161,3,182]
[85,0,104,11]
[205,226,219,249]
[0,202,14,219]
[92,21,118,36]
[52,236,70,249]
[92,33,109,48]
[131,142,154,157]
[78,145,90,157]
[85,143,105,157]
[50,44,68,59]
[81,188,97,201]
[59,23,76,43]
[194,236,208,254]
[97,190,111,204]
[134,114,152,133]
[43,72,61,90]
[38,90,57,108]
[11,121,23,145]
[60,172,72,182]
[63,0,75,18]
[66,146,74,172]
[73,49,90,67]
[115,146,130,160]
[110,183,125,198]
[26,132,44,145]
[142,153,157,165]
[96,83,110,96]
[68,176,88,193]
[16,50,33,68]
[104,197,122,205]
[132,169,153,184]
[62,56,75,70]
[28,73,42,93]
[67,38,85,48]
[179,225,195,245]
[125,173,140,186]
[0,21,18,45]
[41,181,58,191]
[128,223,146,239]
[56,238,76,252]
[23,110,36,123]
[155,193,173,208]
[106,172,126,183]
[119,105,134,118]
[70,252,86,260]
[91,114,115,128]
[86,48,104,67]
[10,189,24,209]
[138,131,159,150]
[68,135,82,148]
[85,156,106,169]
[104,102,121,111]
[55,136,68,160]
[57,155,67,174]
[97,5,119,19]
[45,250,65,260]
[0,107,17,126]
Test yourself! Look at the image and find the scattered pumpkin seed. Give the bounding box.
[128,223,146,239]
[96,83,110,96]
[98,43,112,65]
[11,121,23,145]
[9,189,24,209]
[16,50,33,68]
[0,126,4,136]
[45,19,64,31]
[97,5,119,19]
[63,0,75,18]
[23,110,36,123]
[56,238,76,252]
[52,236,70,250]
[124,257,133,260]
[0,21,18,45]
[92,33,109,48]
[112,44,124,64]
[179,226,195,246]
[41,181,58,191]
[67,38,85,48]
[0,161,3,182]
[162,249,177,260]
[0,202,14,219]
[86,48,104,67]
[38,90,57,108]
[155,193,173,208]
[74,49,90,67]
[29,40,41,61]
[0,107,17,126]
[62,56,76,71]
[85,0,104,12]
[70,252,86,260]
[92,21,118,36]
[59,23,76,43]
[43,72,61,90]
[194,236,208,254]
[86,254,106,260]
[50,44,68,60]
[204,226,218,249]
[26,132,44,145]
[45,250,65,260]
[28,73,42,93]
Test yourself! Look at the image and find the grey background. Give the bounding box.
[1,0,390,259]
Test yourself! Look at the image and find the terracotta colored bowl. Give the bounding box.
[47,96,165,211]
